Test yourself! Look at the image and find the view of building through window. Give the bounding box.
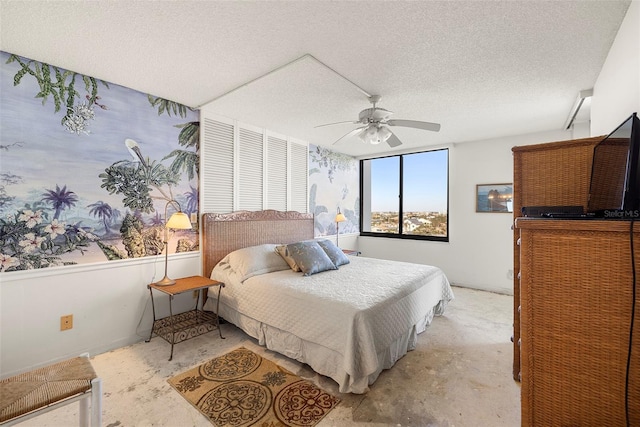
[362,149,448,241]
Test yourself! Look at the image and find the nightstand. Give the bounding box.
[146,275,224,361]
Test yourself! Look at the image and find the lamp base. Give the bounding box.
[153,276,176,286]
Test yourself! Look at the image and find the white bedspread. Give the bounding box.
[205,256,454,393]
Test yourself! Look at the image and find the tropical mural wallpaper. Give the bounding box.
[0,51,199,272]
[309,145,359,237]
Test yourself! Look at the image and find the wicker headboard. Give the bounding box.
[202,210,315,279]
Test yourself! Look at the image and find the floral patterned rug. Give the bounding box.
[168,347,341,427]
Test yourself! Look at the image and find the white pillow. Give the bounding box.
[227,244,290,281]
[210,257,236,283]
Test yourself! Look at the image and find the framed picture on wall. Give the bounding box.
[476,183,513,213]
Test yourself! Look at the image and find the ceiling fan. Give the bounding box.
[316,95,441,148]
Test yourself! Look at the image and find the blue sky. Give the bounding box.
[370,149,448,212]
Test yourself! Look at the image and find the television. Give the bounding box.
[588,112,640,218]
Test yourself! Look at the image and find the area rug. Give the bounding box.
[168,347,340,427]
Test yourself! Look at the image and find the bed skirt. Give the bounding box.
[205,298,449,394]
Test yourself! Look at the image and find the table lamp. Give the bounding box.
[154,200,192,286]
[335,208,346,247]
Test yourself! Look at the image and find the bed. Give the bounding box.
[201,210,454,394]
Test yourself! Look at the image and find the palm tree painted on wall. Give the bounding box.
[42,185,78,220]
[88,201,113,234]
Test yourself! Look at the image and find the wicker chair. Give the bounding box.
[0,353,102,426]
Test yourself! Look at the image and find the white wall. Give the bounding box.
[591,0,640,134]
[357,129,571,295]
[0,254,200,377]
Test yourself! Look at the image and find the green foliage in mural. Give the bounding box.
[148,95,193,118]
[99,160,179,214]
[6,54,109,135]
[309,145,356,183]
[96,241,127,260]
[0,144,21,208]
[164,121,200,180]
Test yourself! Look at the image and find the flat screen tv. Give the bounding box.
[588,112,640,218]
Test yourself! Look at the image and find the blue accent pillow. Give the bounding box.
[316,239,350,267]
[286,241,337,276]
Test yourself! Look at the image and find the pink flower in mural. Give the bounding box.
[18,233,45,253]
[0,254,20,272]
[44,219,66,238]
[17,209,43,228]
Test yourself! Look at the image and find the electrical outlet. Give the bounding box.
[60,314,73,331]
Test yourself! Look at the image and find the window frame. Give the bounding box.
[359,148,449,242]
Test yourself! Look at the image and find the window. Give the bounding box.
[360,148,448,241]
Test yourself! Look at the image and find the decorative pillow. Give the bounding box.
[286,241,337,276]
[316,239,350,267]
[275,245,301,272]
[227,244,291,281]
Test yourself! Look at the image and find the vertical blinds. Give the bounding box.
[238,128,263,211]
[201,118,233,213]
[266,135,287,211]
[290,141,308,212]
[200,115,308,214]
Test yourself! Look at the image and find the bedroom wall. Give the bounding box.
[357,129,571,295]
[0,254,200,377]
[591,0,639,135]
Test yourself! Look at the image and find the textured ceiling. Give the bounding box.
[0,0,631,157]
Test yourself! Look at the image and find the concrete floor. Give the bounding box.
[19,286,521,426]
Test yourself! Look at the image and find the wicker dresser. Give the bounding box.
[512,136,603,380]
[516,218,640,426]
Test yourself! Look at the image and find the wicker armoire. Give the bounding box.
[512,136,640,426]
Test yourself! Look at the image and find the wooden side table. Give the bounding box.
[146,275,224,361]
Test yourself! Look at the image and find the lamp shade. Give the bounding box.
[166,212,192,230]
[335,213,346,223]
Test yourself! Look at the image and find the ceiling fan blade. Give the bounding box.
[386,119,441,132]
[332,126,367,145]
[315,120,358,128]
[386,132,403,148]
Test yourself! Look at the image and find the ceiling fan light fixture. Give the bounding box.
[378,125,392,142]
[322,94,440,147]
[359,124,380,144]
[358,124,392,145]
